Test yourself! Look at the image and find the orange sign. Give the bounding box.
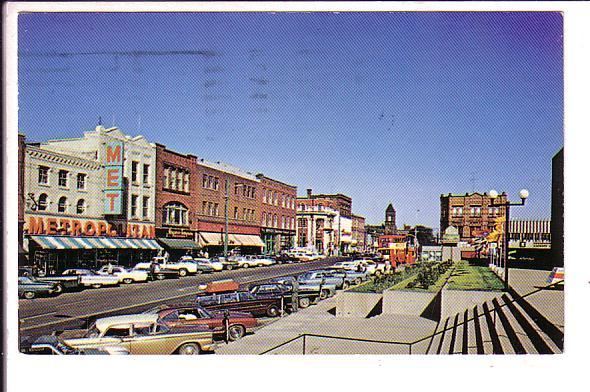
[27,216,155,239]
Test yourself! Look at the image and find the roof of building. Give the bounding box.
[441,192,507,198]
[255,173,297,189]
[198,158,259,182]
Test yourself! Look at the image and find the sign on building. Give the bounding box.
[442,226,460,245]
[104,141,124,215]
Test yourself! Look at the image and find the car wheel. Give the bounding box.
[226,265,233,271]
[156,274,165,280]
[342,281,350,290]
[91,283,102,289]
[122,278,133,284]
[196,269,203,275]
[354,278,362,285]
[178,269,188,277]
[23,291,35,299]
[228,324,246,341]
[53,284,64,294]
[243,263,249,269]
[299,297,311,308]
[266,304,280,317]
[320,289,330,300]
[177,343,201,355]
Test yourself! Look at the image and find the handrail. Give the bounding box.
[260,279,564,355]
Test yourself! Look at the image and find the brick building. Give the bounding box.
[351,214,366,251]
[195,159,264,254]
[256,174,297,254]
[154,144,200,259]
[296,189,365,255]
[440,192,508,242]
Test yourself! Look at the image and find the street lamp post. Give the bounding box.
[489,189,529,291]
[224,178,230,258]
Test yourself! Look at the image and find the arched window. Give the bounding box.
[38,193,48,211]
[58,196,67,213]
[163,202,189,226]
[76,199,86,214]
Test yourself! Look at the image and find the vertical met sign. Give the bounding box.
[104,140,124,215]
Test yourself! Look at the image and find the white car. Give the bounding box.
[234,255,269,268]
[194,258,223,271]
[62,269,120,289]
[331,261,360,270]
[299,252,324,262]
[97,265,149,284]
[254,256,275,266]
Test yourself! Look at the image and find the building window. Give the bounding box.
[131,195,138,217]
[164,167,170,189]
[184,173,190,192]
[76,173,86,190]
[58,196,67,213]
[58,170,68,187]
[76,199,86,214]
[38,166,49,184]
[214,203,219,216]
[142,196,149,219]
[251,187,256,200]
[38,193,48,211]
[131,161,139,183]
[235,207,239,220]
[163,202,188,226]
[262,212,266,225]
[202,174,208,188]
[143,164,150,184]
[202,201,207,214]
[273,214,278,228]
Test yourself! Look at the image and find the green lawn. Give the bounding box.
[389,264,455,293]
[446,260,504,291]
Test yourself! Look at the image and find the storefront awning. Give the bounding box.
[197,232,263,247]
[30,236,162,250]
[157,238,200,250]
[233,234,265,247]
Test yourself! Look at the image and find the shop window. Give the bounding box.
[76,199,86,214]
[38,166,49,184]
[76,173,86,190]
[58,196,67,213]
[38,193,48,211]
[58,170,68,187]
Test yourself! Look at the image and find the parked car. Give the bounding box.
[270,276,337,300]
[25,335,129,355]
[97,265,150,284]
[147,304,257,341]
[272,254,298,264]
[28,273,82,294]
[298,252,324,262]
[133,263,180,280]
[297,270,352,290]
[253,255,275,266]
[330,261,361,271]
[61,269,120,289]
[135,256,202,277]
[212,256,239,270]
[248,282,327,309]
[196,290,287,317]
[18,276,60,299]
[192,258,222,272]
[234,255,261,268]
[359,260,389,276]
[59,314,216,355]
[324,269,371,285]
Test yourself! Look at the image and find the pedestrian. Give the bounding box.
[290,279,299,313]
[149,259,159,280]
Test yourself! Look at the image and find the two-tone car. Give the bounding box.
[196,290,287,317]
[61,269,120,289]
[297,270,353,290]
[18,276,60,299]
[270,276,336,301]
[59,314,216,355]
[97,265,150,284]
[146,304,257,341]
[25,335,129,355]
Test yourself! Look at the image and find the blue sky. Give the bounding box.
[18,12,563,228]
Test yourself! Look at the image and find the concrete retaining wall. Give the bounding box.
[382,290,437,317]
[441,289,503,319]
[336,292,383,318]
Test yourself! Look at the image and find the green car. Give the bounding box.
[18,276,59,299]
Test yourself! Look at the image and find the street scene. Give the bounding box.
[14,11,564,356]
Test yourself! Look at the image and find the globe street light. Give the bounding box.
[489,189,529,291]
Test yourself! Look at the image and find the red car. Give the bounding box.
[152,304,257,341]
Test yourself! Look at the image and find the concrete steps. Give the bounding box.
[425,291,562,355]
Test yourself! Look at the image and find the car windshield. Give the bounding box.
[298,273,312,280]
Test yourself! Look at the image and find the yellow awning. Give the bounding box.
[233,234,265,247]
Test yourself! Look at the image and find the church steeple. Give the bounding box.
[385,203,396,234]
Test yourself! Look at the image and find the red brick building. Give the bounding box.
[440,192,508,242]
[297,189,352,217]
[351,214,366,251]
[256,174,297,254]
[194,159,263,254]
[154,144,201,259]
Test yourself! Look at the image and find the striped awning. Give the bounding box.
[233,234,265,247]
[197,232,263,247]
[30,236,162,250]
[157,238,200,249]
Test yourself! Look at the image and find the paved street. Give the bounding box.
[19,258,340,341]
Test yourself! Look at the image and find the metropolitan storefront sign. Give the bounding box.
[104,140,124,215]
